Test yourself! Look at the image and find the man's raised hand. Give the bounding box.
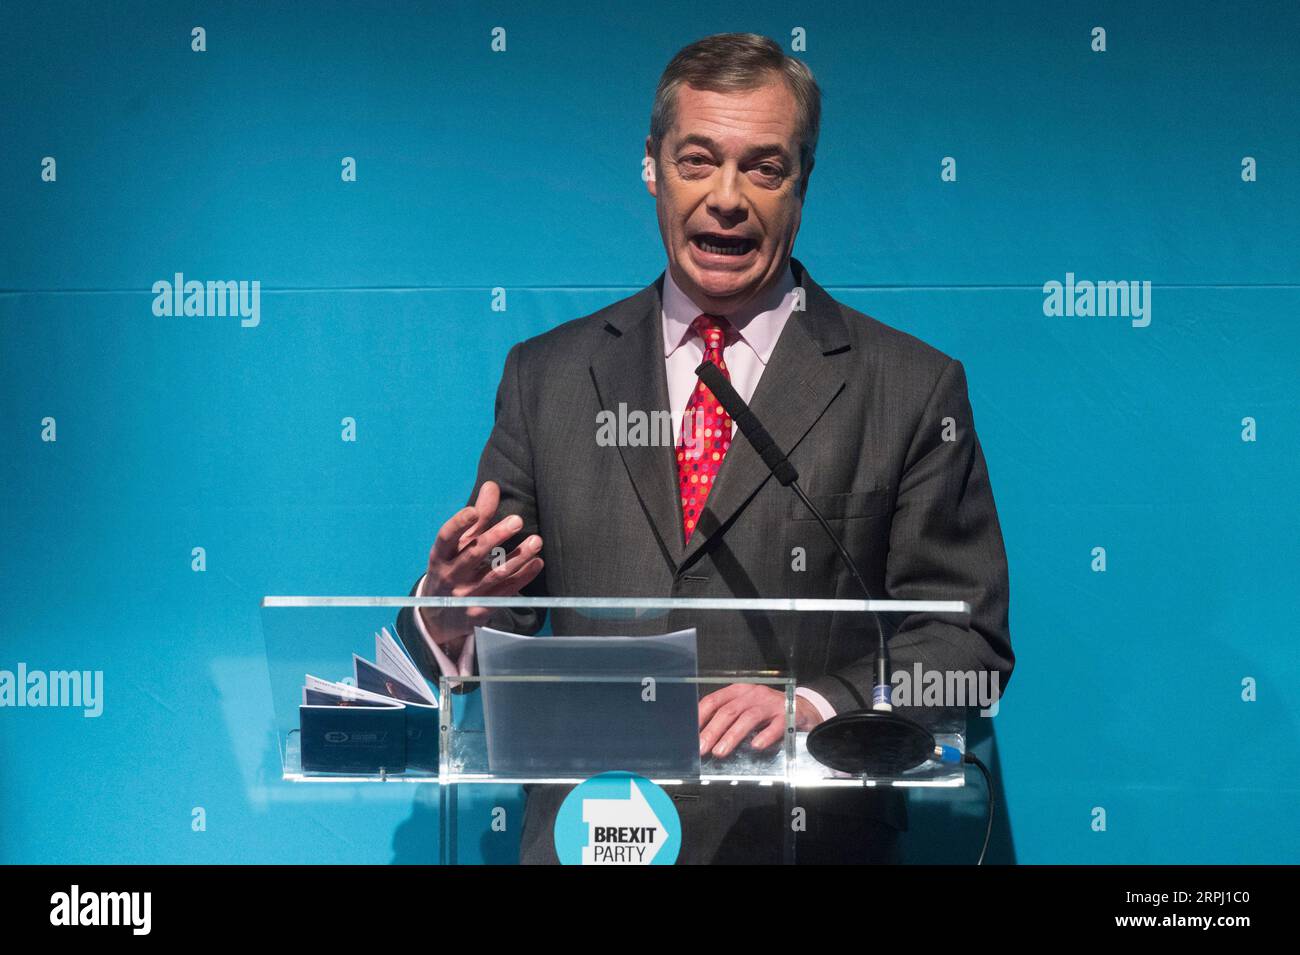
[417,480,544,655]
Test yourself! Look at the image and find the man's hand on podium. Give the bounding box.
[418,480,544,659]
[696,683,826,759]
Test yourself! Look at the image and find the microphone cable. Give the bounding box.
[936,745,995,865]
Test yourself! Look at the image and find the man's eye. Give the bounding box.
[755,164,785,179]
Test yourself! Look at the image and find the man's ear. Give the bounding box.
[644,135,658,198]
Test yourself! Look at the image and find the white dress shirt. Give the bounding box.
[413,262,837,722]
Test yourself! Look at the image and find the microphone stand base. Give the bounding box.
[806,709,936,776]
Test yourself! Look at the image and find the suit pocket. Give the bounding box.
[789,487,893,521]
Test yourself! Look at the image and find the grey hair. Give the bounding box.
[649,33,821,186]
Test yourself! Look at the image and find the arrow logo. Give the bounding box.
[581,779,669,865]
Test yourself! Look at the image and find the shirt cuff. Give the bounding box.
[795,686,837,724]
[412,574,477,686]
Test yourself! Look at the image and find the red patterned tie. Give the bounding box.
[677,314,734,543]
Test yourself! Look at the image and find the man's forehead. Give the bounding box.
[667,82,799,151]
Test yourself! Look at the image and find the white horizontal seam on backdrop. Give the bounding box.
[1,283,1298,296]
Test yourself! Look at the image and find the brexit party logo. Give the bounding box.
[554,772,681,865]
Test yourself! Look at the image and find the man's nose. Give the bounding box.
[705,165,746,218]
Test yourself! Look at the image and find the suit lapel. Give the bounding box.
[681,258,851,567]
[588,276,686,567]
[588,259,853,573]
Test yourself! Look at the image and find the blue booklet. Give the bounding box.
[298,628,439,774]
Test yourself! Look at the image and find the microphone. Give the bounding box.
[695,360,936,776]
[695,362,798,487]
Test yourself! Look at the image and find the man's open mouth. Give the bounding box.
[691,233,756,256]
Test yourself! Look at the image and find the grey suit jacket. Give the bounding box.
[396,256,1013,857]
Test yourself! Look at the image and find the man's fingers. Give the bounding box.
[697,683,746,728]
[432,506,480,564]
[479,556,544,597]
[699,697,752,756]
[449,558,544,633]
[708,706,769,758]
[471,481,501,536]
[698,686,787,757]
[749,713,788,751]
[453,514,527,577]
[438,482,503,561]
[455,482,500,549]
[480,538,544,588]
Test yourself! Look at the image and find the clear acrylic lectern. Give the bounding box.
[260,595,972,864]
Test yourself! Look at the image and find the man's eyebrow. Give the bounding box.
[673,134,793,162]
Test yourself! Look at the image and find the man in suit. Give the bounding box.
[395,32,1013,864]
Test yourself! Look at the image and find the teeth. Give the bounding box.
[698,238,749,255]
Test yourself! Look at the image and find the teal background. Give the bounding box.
[2,1,1297,864]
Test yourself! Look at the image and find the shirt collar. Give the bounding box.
[662,262,798,364]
